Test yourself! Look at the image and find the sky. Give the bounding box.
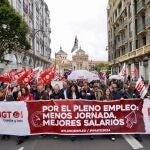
[44,0,108,61]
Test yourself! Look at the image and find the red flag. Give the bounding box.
[135,77,147,98]
[55,72,64,81]
[38,67,55,85]
[21,70,38,86]
[119,63,126,77]
[0,69,16,83]
[0,76,10,83]
[11,68,26,83]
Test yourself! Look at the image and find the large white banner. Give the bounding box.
[0,101,30,135]
[142,99,150,133]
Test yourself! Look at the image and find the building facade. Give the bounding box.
[107,0,150,81]
[52,47,108,76]
[0,0,51,72]
[54,47,72,75]
[72,48,89,70]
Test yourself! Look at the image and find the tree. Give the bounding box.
[95,63,106,71]
[95,63,111,78]
[0,0,30,62]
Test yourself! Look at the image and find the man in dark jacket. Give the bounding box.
[122,82,142,142]
[60,81,69,99]
[80,82,95,100]
[79,82,95,140]
[30,84,39,100]
[50,84,65,99]
[111,83,123,100]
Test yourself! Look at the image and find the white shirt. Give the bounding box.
[64,89,68,99]
[72,92,77,99]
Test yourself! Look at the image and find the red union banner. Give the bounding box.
[1,99,150,135]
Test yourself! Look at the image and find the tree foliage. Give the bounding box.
[0,0,30,62]
[95,63,106,71]
[95,63,111,77]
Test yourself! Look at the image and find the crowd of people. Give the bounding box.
[0,78,150,144]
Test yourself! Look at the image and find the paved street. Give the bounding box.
[0,135,149,150]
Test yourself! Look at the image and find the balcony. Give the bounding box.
[109,44,150,65]
[128,51,136,58]
[145,0,150,4]
[146,17,150,29]
[137,23,146,35]
[136,0,145,14]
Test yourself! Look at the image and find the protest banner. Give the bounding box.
[0,99,150,135]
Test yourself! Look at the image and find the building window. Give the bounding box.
[136,39,138,49]
[142,36,146,46]
[80,63,82,69]
[128,3,132,18]
[129,23,132,37]
[129,42,132,52]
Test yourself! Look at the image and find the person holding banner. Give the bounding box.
[50,84,65,100]
[103,87,116,141]
[67,83,80,141]
[103,88,113,101]
[80,82,95,100]
[123,82,140,99]
[123,82,142,142]
[36,85,48,100]
[60,81,69,99]
[17,87,34,101]
[0,88,5,101]
[67,83,80,99]
[0,89,11,141]
[93,85,104,100]
[12,85,21,101]
[17,87,34,145]
[79,82,95,140]
[30,84,39,100]
[111,83,123,100]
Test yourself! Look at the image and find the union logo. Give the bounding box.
[31,111,43,127]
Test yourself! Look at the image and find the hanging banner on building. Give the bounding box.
[0,99,150,135]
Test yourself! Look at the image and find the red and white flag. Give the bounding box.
[119,63,126,77]
[0,69,17,83]
[38,67,55,85]
[12,68,26,83]
[22,68,41,86]
[135,77,147,99]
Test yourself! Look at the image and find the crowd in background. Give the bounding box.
[0,78,150,144]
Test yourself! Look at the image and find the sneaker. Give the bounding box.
[53,136,59,139]
[111,137,116,141]
[135,135,143,142]
[89,135,94,140]
[71,136,76,141]
[17,140,24,145]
